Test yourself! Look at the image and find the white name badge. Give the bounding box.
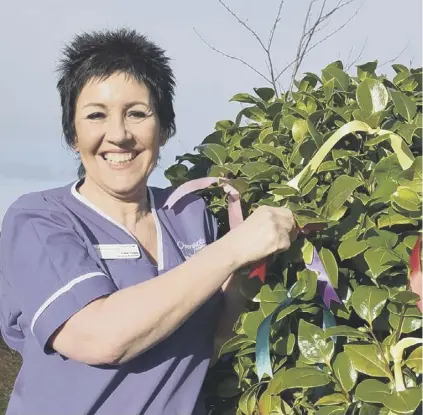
[94,244,141,259]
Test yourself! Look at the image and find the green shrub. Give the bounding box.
[165,61,422,415]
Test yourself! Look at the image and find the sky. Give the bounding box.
[0,0,421,226]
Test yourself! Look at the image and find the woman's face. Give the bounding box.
[74,72,163,199]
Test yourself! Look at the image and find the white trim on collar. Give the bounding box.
[70,181,164,270]
[70,181,137,242]
[148,187,164,271]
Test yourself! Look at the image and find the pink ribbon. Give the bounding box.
[164,177,267,282]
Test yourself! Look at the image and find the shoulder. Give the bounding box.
[2,182,75,230]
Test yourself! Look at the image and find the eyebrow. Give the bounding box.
[82,101,150,110]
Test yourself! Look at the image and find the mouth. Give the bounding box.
[100,151,139,166]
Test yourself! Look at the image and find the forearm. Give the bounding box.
[98,234,242,364]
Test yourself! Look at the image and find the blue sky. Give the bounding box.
[0,0,421,226]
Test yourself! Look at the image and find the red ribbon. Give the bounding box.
[410,235,422,312]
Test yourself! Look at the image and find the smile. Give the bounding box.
[101,152,138,165]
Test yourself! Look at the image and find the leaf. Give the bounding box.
[390,89,417,123]
[230,93,258,104]
[320,247,339,288]
[197,143,228,165]
[316,407,347,415]
[242,311,265,340]
[357,61,378,80]
[324,326,371,340]
[373,154,403,184]
[357,79,389,116]
[391,186,421,212]
[351,286,389,324]
[333,352,358,392]
[292,119,309,142]
[315,394,348,406]
[359,403,382,415]
[219,335,255,358]
[279,367,331,391]
[338,238,368,260]
[405,346,422,374]
[344,344,392,378]
[298,320,334,364]
[274,333,296,356]
[323,175,362,219]
[254,87,275,101]
[307,117,324,148]
[364,248,402,279]
[384,388,422,414]
[355,379,391,403]
[322,64,350,91]
[239,384,259,415]
[240,162,279,180]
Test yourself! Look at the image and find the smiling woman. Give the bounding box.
[0,28,296,415]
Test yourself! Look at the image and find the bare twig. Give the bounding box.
[345,37,368,71]
[276,0,362,86]
[216,0,285,93]
[379,42,410,68]
[193,28,272,84]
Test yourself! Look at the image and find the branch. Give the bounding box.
[345,37,368,71]
[193,27,272,84]
[379,42,410,68]
[217,0,267,51]
[215,0,285,94]
[276,0,362,85]
[268,0,285,50]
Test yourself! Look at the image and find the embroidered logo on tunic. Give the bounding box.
[177,238,206,258]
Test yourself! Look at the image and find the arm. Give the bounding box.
[50,206,296,365]
[50,233,240,365]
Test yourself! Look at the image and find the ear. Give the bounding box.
[72,138,80,153]
[159,131,167,147]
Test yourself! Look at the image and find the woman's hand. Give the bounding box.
[224,206,297,267]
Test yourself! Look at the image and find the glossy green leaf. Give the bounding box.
[338,238,368,260]
[298,320,334,363]
[384,388,422,414]
[333,352,358,392]
[405,346,422,374]
[230,93,258,104]
[315,393,348,406]
[292,119,309,142]
[240,162,279,180]
[279,366,331,391]
[351,286,389,324]
[316,407,347,415]
[359,403,382,415]
[320,247,339,288]
[324,326,371,340]
[357,79,389,116]
[364,248,402,279]
[390,90,417,123]
[344,344,392,378]
[322,65,350,91]
[254,87,275,101]
[323,175,362,219]
[197,143,228,165]
[355,379,391,403]
[219,335,255,358]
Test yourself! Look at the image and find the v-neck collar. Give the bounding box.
[70,180,164,271]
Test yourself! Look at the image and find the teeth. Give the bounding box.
[103,152,136,164]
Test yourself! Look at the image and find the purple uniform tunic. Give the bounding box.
[0,181,223,415]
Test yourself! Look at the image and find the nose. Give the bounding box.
[104,115,132,145]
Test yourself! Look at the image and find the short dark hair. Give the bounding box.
[56,28,176,178]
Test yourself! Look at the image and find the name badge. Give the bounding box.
[94,244,141,259]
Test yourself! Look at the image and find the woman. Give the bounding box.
[0,29,296,415]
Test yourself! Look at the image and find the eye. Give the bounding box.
[127,110,147,119]
[87,112,106,120]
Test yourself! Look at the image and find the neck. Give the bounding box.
[77,177,151,232]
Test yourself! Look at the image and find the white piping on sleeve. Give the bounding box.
[30,271,109,334]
